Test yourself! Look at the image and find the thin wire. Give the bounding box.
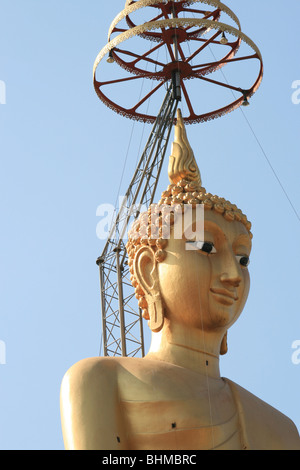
[106,40,156,238]
[135,40,162,167]
[99,330,103,356]
[238,109,300,224]
[112,108,138,212]
[195,266,216,449]
[183,10,195,119]
[187,9,215,450]
[188,9,299,224]
[207,45,300,224]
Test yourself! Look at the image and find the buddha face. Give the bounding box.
[156,209,251,332]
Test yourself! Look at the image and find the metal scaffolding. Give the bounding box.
[97,83,179,357]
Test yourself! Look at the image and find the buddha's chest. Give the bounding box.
[118,377,242,450]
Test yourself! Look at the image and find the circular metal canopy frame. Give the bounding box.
[121,0,222,43]
[107,0,242,81]
[93,1,263,124]
[121,0,241,30]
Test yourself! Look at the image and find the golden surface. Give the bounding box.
[168,109,202,186]
[60,116,300,450]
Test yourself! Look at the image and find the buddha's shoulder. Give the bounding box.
[61,356,192,394]
[61,356,125,385]
[225,378,300,450]
[61,356,151,389]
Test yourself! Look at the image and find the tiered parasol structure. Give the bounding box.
[94,0,263,358]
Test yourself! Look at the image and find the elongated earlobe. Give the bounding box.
[220,331,228,355]
[147,295,164,333]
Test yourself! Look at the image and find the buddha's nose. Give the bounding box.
[220,254,242,287]
[220,272,241,287]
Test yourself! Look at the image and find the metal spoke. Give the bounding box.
[111,27,128,34]
[191,53,258,71]
[177,43,187,62]
[98,74,149,88]
[126,10,165,28]
[191,36,230,45]
[131,80,165,111]
[196,74,243,94]
[186,30,222,63]
[181,80,195,118]
[151,12,165,22]
[165,42,176,62]
[132,41,165,66]
[115,47,165,68]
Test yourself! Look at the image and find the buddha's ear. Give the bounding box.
[133,246,164,333]
[134,246,158,295]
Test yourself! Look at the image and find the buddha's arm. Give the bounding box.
[60,357,128,450]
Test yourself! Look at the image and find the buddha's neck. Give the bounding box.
[145,320,224,379]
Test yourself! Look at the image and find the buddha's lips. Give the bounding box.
[210,287,239,301]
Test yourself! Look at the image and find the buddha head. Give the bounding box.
[126,110,252,355]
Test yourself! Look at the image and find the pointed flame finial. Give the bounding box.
[168,109,202,187]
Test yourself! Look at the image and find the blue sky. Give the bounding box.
[0,0,299,450]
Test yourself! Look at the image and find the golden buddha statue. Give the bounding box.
[60,110,300,450]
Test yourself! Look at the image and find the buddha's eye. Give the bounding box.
[236,255,250,267]
[199,242,216,254]
[186,241,216,254]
